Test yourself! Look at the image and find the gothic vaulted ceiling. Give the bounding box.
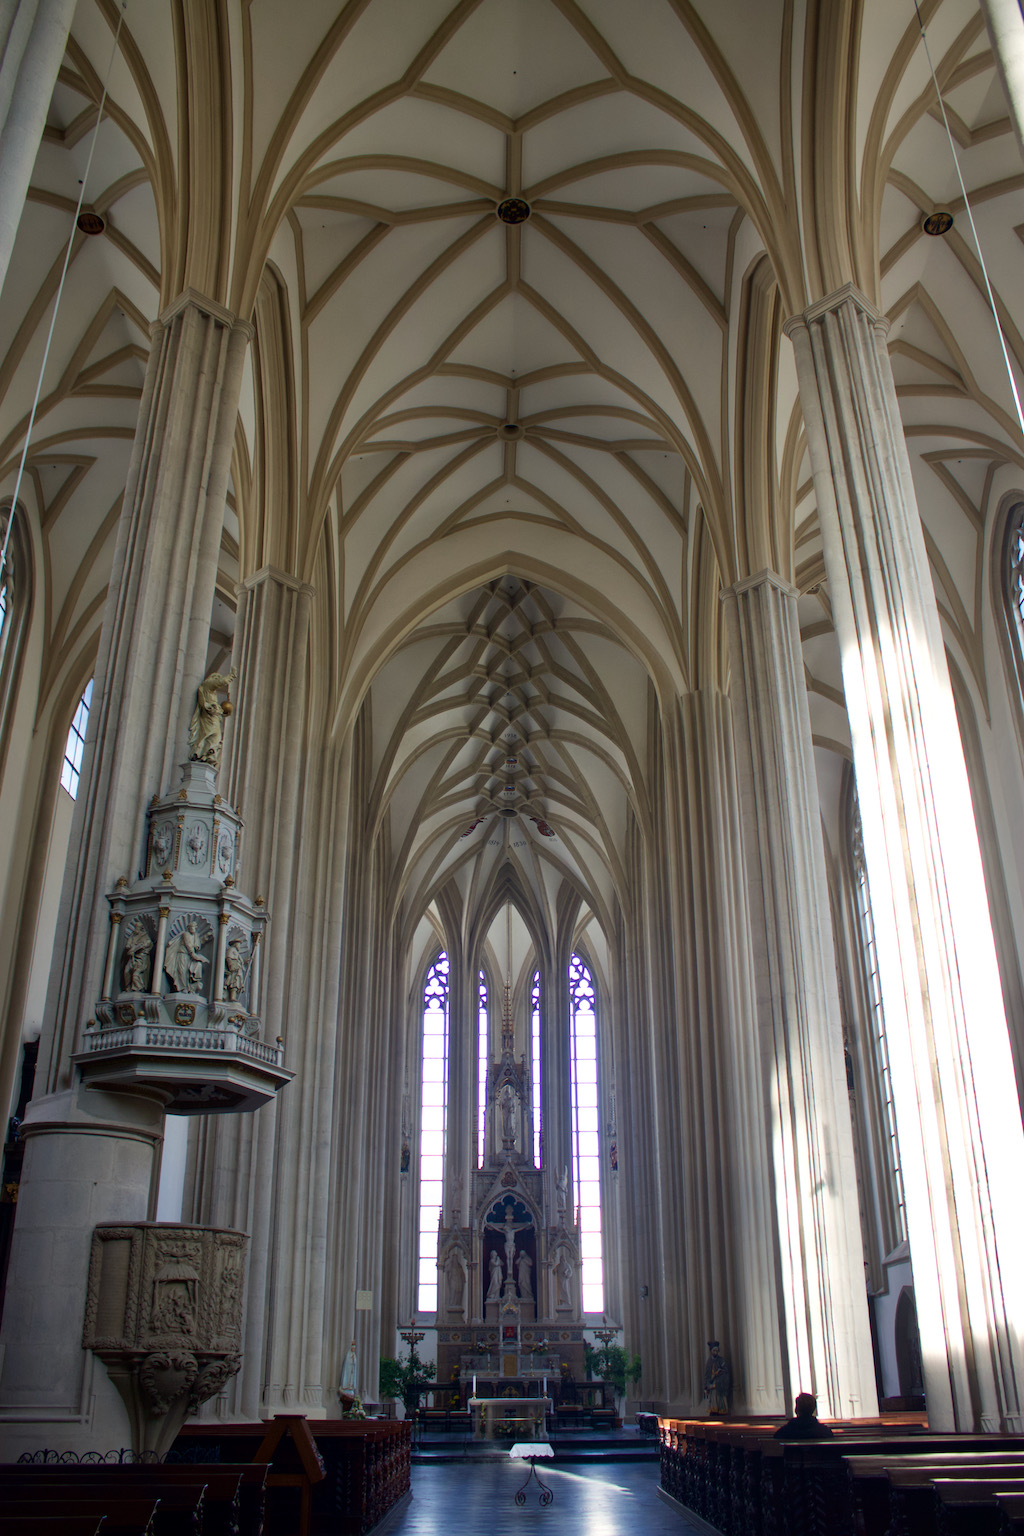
[2,0,1022,956]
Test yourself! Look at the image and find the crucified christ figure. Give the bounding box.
[484,1202,533,1277]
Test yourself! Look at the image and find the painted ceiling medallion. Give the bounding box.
[76,211,106,236]
[496,197,531,225]
[922,210,953,236]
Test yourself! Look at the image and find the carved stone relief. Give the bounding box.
[84,1223,247,1457]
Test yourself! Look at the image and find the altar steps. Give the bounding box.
[412,1430,659,1465]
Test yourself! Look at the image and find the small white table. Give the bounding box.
[509,1440,554,1505]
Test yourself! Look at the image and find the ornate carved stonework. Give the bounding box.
[83,1222,247,1457]
[75,759,292,1113]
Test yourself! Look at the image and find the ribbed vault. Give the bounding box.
[364,576,650,945]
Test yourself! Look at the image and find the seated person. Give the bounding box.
[773,1392,834,1439]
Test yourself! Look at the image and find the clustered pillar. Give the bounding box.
[786,284,1024,1432]
[722,569,878,1419]
[0,290,251,1455]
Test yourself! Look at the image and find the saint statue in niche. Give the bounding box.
[486,1248,503,1302]
[554,1252,573,1309]
[445,1249,466,1308]
[499,1083,518,1147]
[165,920,208,994]
[121,920,153,993]
[223,940,245,1001]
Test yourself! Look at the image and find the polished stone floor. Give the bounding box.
[379,1460,702,1533]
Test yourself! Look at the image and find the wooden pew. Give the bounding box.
[845,1452,1024,1536]
[996,1491,1024,1533]
[0,1496,162,1536]
[0,1520,108,1536]
[931,1476,1024,1536]
[0,1465,267,1536]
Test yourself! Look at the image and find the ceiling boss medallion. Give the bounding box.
[496,197,531,225]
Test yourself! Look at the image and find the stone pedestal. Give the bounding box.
[83,1223,246,1458]
[786,284,1024,1431]
[0,1085,164,1458]
[722,570,877,1419]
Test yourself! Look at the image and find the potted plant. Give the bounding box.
[377,1341,436,1418]
[592,1342,643,1417]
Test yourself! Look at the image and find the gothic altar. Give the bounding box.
[434,985,586,1392]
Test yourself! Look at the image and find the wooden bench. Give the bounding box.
[845,1452,1024,1536]
[0,1496,162,1536]
[0,1519,109,1536]
[0,1466,267,1536]
[931,1476,1024,1536]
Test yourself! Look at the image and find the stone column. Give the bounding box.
[979,0,1024,164]
[722,570,878,1419]
[0,290,251,1455]
[786,284,1024,1432]
[675,689,785,1413]
[0,0,76,302]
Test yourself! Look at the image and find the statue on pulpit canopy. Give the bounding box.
[188,667,237,769]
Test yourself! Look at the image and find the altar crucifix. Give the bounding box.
[484,1201,533,1305]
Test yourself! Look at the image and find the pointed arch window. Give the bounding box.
[1007,504,1024,633]
[477,969,488,1167]
[850,802,906,1241]
[60,678,93,800]
[569,953,603,1314]
[417,951,450,1313]
[0,504,32,770]
[531,971,542,1168]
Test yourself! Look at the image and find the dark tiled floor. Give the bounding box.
[380,1459,702,1533]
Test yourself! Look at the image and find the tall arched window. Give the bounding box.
[60,679,93,800]
[531,970,542,1167]
[849,798,906,1243]
[997,499,1024,732]
[0,503,32,775]
[477,969,488,1167]
[569,953,603,1314]
[417,952,450,1313]
[1006,503,1024,634]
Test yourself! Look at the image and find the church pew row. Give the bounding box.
[0,1465,267,1536]
[657,1418,1024,1536]
[845,1453,1024,1536]
[0,1521,109,1536]
[173,1418,411,1535]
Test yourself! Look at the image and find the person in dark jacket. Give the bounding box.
[773,1392,834,1439]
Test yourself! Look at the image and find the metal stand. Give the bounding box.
[514,1457,554,1506]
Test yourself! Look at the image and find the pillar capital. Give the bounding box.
[783,282,888,337]
[719,568,797,603]
[237,565,315,601]
[155,286,254,341]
